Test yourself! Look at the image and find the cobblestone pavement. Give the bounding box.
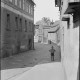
[1,42,61,80]
[1,42,61,70]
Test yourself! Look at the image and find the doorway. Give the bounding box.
[28,39,32,50]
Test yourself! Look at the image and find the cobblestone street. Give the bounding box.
[1,42,61,80]
[1,42,61,70]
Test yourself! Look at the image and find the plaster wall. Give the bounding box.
[61,15,79,80]
[48,33,57,43]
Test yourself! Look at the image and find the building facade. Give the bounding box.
[55,0,80,80]
[34,19,52,44]
[1,0,35,58]
[43,26,51,44]
[48,20,60,45]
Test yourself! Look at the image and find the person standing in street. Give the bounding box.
[49,46,55,61]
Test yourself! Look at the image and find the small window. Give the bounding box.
[20,18,22,31]
[19,0,22,8]
[29,22,31,31]
[25,3,28,12]
[29,5,31,14]
[25,20,27,32]
[31,7,33,15]
[23,0,25,10]
[15,0,17,5]
[6,14,10,31]
[15,17,18,31]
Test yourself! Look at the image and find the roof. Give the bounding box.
[48,20,60,33]
[48,26,60,33]
[28,0,36,5]
[64,2,80,14]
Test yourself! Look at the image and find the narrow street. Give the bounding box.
[1,0,79,80]
[1,42,61,80]
[1,42,61,70]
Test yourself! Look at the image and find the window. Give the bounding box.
[26,3,29,12]
[25,20,27,32]
[15,17,18,31]
[6,14,10,30]
[23,0,25,10]
[29,5,31,14]
[20,18,22,31]
[29,22,31,31]
[15,0,17,5]
[67,19,70,29]
[19,0,22,8]
[25,3,28,12]
[31,7,33,15]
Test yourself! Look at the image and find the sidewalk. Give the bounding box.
[12,62,67,80]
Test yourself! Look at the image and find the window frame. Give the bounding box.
[6,14,11,31]
[15,17,18,31]
[25,20,27,32]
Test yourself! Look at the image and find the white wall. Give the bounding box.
[48,33,57,43]
[61,15,79,80]
[34,29,39,42]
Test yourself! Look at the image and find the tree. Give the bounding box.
[42,17,51,26]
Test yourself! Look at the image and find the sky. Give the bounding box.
[34,0,60,23]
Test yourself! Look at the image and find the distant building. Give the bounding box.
[34,20,53,44]
[34,25,39,42]
[1,0,35,58]
[55,0,80,80]
[34,20,60,44]
[43,26,51,44]
[48,20,60,45]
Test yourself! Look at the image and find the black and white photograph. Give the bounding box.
[0,0,80,80]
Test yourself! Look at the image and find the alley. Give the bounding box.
[1,42,61,70]
[1,42,61,80]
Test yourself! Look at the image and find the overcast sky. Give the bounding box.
[34,0,60,23]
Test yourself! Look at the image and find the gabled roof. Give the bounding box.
[48,25,60,33]
[48,20,60,33]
